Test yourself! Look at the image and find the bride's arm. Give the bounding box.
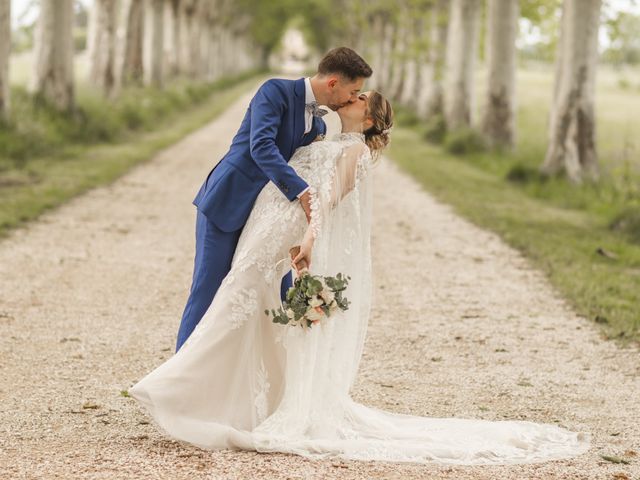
[291,225,315,273]
[291,142,370,273]
[328,142,368,207]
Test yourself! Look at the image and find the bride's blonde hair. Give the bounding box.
[363,91,394,160]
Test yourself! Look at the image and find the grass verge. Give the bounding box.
[0,72,264,237]
[387,126,640,345]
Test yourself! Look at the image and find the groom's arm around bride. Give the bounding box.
[175,47,372,352]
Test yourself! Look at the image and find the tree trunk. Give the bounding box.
[115,0,143,90]
[31,0,75,111]
[400,17,422,107]
[417,0,449,119]
[0,0,10,121]
[443,0,481,131]
[142,0,164,87]
[481,0,518,148]
[542,0,601,182]
[187,0,204,79]
[387,19,407,101]
[377,19,395,91]
[367,14,384,91]
[178,0,197,76]
[202,21,216,81]
[197,3,214,81]
[88,0,120,98]
[208,24,223,80]
[219,27,232,76]
[163,0,180,77]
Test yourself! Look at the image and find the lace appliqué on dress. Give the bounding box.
[305,135,370,242]
[229,288,257,329]
[254,358,271,425]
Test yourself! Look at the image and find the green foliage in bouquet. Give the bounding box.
[265,272,351,328]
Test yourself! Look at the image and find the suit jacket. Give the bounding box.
[193,78,327,232]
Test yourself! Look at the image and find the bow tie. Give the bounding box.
[305,101,329,118]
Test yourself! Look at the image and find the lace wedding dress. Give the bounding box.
[129,132,589,465]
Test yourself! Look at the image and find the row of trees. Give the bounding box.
[0,0,271,120]
[324,0,603,183]
[0,0,621,184]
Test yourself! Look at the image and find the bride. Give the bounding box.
[129,91,589,465]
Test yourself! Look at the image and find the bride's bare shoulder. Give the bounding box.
[343,142,368,156]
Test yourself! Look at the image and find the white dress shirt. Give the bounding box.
[303,77,316,135]
[296,77,317,199]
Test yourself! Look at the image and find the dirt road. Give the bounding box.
[1,85,638,479]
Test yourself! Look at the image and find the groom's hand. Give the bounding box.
[299,191,312,223]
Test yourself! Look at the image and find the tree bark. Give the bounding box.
[218,26,233,77]
[208,23,223,80]
[31,0,75,111]
[367,14,384,91]
[0,0,10,121]
[178,0,201,77]
[115,0,144,89]
[417,0,449,119]
[481,0,518,148]
[387,16,407,101]
[88,0,120,98]
[142,0,164,87]
[542,0,601,182]
[377,18,395,91]
[443,0,481,131]
[163,0,180,77]
[400,16,423,107]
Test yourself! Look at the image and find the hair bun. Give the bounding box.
[362,91,394,159]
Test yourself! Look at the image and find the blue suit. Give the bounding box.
[175,78,327,352]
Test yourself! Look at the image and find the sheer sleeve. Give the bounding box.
[309,142,371,240]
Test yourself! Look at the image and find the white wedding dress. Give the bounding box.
[129,132,589,465]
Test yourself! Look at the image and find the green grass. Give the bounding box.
[387,126,640,344]
[384,64,640,344]
[0,71,265,237]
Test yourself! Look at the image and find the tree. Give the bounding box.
[519,0,562,62]
[177,0,196,76]
[366,13,385,91]
[387,6,408,101]
[603,10,640,65]
[142,0,164,87]
[164,0,181,77]
[115,0,144,90]
[0,0,9,121]
[443,0,481,131]
[417,0,449,119]
[88,0,120,97]
[542,0,602,182]
[377,16,396,91]
[399,15,423,106]
[481,0,519,148]
[31,0,75,111]
[237,0,297,67]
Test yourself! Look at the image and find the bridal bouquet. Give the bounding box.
[265,271,351,328]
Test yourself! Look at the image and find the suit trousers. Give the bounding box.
[175,210,292,352]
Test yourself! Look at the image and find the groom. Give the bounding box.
[175,47,373,351]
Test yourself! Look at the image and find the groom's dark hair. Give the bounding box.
[318,47,372,81]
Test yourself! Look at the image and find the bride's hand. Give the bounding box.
[289,246,306,275]
[291,228,314,275]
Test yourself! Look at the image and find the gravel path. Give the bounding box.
[1,86,638,480]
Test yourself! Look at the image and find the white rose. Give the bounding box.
[286,308,295,320]
[305,306,324,322]
[309,295,323,308]
[320,289,335,304]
